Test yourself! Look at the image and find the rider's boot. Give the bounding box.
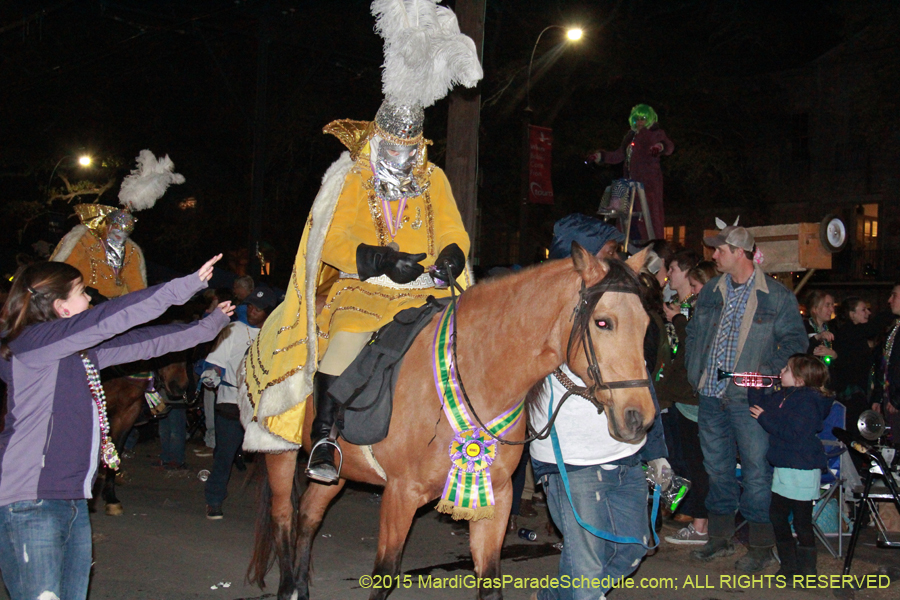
[305,372,342,484]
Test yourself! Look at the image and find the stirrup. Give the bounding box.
[305,438,343,484]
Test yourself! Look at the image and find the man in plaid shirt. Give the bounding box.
[685,224,807,572]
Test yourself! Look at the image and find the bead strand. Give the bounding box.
[80,352,121,470]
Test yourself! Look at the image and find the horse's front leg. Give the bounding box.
[369,482,420,600]
[468,475,514,600]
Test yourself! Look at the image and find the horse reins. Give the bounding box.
[443,260,651,446]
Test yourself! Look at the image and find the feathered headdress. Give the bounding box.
[118,149,185,211]
[370,0,483,142]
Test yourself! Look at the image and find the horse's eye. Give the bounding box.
[595,319,612,331]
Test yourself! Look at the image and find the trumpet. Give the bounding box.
[717,368,781,388]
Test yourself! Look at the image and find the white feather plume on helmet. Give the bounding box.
[370,0,483,142]
[118,149,185,211]
[373,0,483,108]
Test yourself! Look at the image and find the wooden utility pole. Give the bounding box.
[445,0,486,264]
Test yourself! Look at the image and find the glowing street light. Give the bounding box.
[526,25,585,112]
[47,152,93,197]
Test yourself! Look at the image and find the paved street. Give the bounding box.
[1,437,897,600]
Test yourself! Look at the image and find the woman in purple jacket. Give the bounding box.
[0,255,232,600]
[589,103,674,240]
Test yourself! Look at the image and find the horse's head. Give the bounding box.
[566,244,655,443]
[155,353,191,400]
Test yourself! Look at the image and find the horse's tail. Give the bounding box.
[246,453,303,588]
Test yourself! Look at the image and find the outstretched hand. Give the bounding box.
[197,254,223,283]
[216,301,235,318]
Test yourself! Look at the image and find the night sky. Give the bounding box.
[1,0,891,283]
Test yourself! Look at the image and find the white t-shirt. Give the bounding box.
[206,322,259,405]
[530,365,645,466]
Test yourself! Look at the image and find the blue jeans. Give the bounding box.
[159,407,187,466]
[698,394,772,525]
[537,462,648,600]
[0,499,91,600]
[204,412,244,507]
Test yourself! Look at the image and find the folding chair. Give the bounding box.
[813,401,850,557]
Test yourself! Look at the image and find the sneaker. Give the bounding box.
[206,505,223,520]
[665,524,709,545]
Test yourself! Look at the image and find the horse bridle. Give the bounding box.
[443,262,651,446]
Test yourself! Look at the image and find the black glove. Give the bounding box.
[432,243,466,282]
[356,244,426,284]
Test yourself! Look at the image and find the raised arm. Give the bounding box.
[13,255,222,367]
[93,311,229,370]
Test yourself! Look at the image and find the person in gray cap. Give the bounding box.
[684,222,807,571]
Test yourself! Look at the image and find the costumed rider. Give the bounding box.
[50,150,185,299]
[242,0,482,485]
[589,104,673,241]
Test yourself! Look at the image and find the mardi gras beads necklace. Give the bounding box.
[80,351,121,470]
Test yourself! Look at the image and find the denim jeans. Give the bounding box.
[204,411,245,507]
[0,499,91,600]
[537,461,648,600]
[159,407,187,466]
[698,394,772,525]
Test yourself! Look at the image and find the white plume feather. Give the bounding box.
[372,0,483,108]
[715,217,727,230]
[118,149,186,211]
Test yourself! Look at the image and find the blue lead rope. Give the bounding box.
[548,376,660,549]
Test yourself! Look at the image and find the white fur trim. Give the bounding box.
[253,153,354,442]
[49,225,90,263]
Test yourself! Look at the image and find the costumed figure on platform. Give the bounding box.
[242,0,482,485]
[50,150,185,299]
[589,104,674,241]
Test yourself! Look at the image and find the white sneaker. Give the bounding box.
[665,524,709,545]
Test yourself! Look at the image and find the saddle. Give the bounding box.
[329,296,450,445]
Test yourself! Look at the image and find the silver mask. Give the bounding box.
[104,209,135,274]
[370,136,420,202]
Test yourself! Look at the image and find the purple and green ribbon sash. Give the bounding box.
[432,303,523,520]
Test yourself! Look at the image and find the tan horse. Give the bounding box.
[249,245,654,600]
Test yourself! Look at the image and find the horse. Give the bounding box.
[248,244,655,600]
[97,347,196,515]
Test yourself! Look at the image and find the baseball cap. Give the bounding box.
[244,286,279,311]
[703,225,755,252]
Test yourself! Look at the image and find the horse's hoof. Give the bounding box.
[105,503,124,516]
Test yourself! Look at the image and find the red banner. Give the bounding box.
[528,125,554,204]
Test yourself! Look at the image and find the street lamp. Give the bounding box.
[525,26,584,112]
[47,153,93,196]
[519,26,583,264]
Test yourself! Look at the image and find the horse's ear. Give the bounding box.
[625,246,652,274]
[571,242,609,284]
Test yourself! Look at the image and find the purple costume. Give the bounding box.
[0,274,228,506]
[599,124,674,240]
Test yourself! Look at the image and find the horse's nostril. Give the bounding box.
[624,408,643,433]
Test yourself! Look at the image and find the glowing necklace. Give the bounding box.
[80,351,121,470]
